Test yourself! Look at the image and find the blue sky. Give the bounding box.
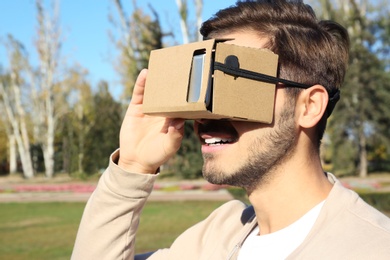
[0,0,236,95]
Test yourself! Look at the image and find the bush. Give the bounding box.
[358,191,390,212]
[227,187,249,204]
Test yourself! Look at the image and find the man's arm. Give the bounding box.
[71,69,185,259]
[71,151,158,259]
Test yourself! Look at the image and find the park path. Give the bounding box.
[1,174,389,203]
[0,175,234,203]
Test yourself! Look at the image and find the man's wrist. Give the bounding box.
[111,149,159,174]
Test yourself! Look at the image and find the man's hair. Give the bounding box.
[200,0,350,148]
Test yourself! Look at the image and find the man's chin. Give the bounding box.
[202,168,223,184]
[203,174,225,185]
[202,168,236,186]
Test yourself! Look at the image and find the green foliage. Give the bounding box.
[164,121,203,179]
[0,127,8,172]
[358,191,390,212]
[316,1,390,176]
[55,77,122,176]
[82,82,122,174]
[226,187,250,205]
[328,132,358,176]
[367,140,390,172]
[114,2,166,101]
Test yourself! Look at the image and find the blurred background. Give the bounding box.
[0,0,389,259]
[0,0,238,180]
[0,0,389,180]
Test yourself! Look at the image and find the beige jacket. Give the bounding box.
[72,151,390,260]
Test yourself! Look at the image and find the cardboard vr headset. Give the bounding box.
[142,39,279,123]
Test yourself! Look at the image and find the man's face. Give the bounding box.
[194,31,298,193]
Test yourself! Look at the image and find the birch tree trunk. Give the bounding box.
[0,35,35,178]
[194,0,203,42]
[76,103,85,174]
[35,0,62,178]
[9,134,17,174]
[358,129,368,177]
[176,0,190,43]
[175,0,203,43]
[113,0,135,59]
[0,81,34,178]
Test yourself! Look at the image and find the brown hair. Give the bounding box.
[200,0,350,147]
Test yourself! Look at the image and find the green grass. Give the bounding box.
[0,201,225,259]
[0,202,85,260]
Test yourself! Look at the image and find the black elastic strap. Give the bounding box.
[214,56,340,117]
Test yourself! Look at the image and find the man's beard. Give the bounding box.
[202,103,297,194]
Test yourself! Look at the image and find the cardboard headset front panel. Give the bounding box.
[142,39,279,123]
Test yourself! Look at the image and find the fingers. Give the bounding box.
[118,69,186,174]
[130,69,148,105]
[163,119,186,158]
[169,118,185,132]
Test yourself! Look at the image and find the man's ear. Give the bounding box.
[296,85,328,128]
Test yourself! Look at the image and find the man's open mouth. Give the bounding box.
[197,120,238,146]
[204,137,235,146]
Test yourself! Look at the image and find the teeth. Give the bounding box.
[205,137,233,145]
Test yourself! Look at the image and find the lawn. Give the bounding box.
[0,202,85,260]
[1,199,388,259]
[0,201,225,259]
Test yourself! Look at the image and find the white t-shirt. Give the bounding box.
[238,201,325,260]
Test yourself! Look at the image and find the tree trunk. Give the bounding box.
[0,82,34,178]
[358,130,368,178]
[176,0,190,43]
[3,124,17,174]
[35,0,62,178]
[194,0,203,42]
[15,133,34,179]
[38,87,56,178]
[43,146,55,178]
[9,134,17,174]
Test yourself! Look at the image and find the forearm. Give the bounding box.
[71,150,158,260]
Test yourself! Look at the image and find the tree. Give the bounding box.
[0,0,69,178]
[33,0,66,178]
[310,0,390,177]
[83,81,122,174]
[175,0,203,43]
[56,67,94,176]
[0,36,34,178]
[111,0,167,101]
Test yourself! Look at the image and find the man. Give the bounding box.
[72,0,390,259]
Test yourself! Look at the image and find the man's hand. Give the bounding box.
[118,69,185,174]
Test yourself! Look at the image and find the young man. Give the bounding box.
[72,1,390,259]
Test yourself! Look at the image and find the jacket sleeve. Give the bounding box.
[71,150,158,260]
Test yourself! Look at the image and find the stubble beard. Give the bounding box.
[202,105,297,194]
